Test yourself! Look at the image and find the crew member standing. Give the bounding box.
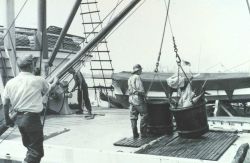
[2,54,58,163]
[128,64,148,138]
[69,67,92,115]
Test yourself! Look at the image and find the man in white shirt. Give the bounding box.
[128,64,148,138]
[2,54,58,163]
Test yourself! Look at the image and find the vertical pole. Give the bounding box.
[4,0,17,76]
[37,0,48,76]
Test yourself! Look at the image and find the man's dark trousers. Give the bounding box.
[16,113,44,163]
[77,83,92,114]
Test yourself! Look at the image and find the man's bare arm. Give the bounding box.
[2,98,14,127]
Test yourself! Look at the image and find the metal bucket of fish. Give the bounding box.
[170,101,209,138]
[146,98,173,135]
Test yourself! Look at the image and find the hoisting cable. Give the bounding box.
[154,0,171,73]
[166,9,192,87]
[172,36,192,86]
[146,0,171,96]
[164,0,192,86]
[164,1,193,100]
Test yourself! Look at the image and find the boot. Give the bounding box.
[140,130,147,138]
[131,120,139,138]
[85,110,94,119]
[76,110,83,114]
[140,119,148,138]
[87,110,92,115]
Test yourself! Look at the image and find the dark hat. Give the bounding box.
[132,64,142,74]
[17,54,33,68]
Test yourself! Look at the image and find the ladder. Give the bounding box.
[0,27,16,94]
[79,0,114,100]
[0,49,15,94]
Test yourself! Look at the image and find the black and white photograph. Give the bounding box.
[0,0,250,162]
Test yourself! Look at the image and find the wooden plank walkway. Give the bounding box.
[113,135,161,148]
[136,131,238,161]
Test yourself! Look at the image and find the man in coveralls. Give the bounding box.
[69,67,92,115]
[2,54,58,163]
[128,64,148,138]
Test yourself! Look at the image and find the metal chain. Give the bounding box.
[172,36,192,86]
[154,0,171,73]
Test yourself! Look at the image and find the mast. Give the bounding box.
[37,0,48,76]
[4,0,17,76]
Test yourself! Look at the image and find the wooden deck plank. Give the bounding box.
[136,131,238,161]
[195,132,219,159]
[200,132,226,159]
[207,133,238,160]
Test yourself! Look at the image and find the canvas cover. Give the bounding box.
[112,71,250,95]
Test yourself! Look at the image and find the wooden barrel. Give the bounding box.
[170,101,209,138]
[147,98,173,136]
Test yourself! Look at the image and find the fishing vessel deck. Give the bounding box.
[0,107,249,163]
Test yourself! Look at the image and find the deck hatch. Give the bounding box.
[136,131,238,161]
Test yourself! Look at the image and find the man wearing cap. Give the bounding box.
[69,67,92,115]
[2,54,58,163]
[128,64,148,138]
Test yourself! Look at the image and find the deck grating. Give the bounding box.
[113,135,161,148]
[136,131,238,161]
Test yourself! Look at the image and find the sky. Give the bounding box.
[1,0,250,73]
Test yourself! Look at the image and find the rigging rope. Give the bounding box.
[0,0,29,43]
[46,0,127,80]
[155,0,171,73]
[223,59,250,72]
[108,0,122,23]
[106,0,146,39]
[81,0,126,45]
[146,0,170,95]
